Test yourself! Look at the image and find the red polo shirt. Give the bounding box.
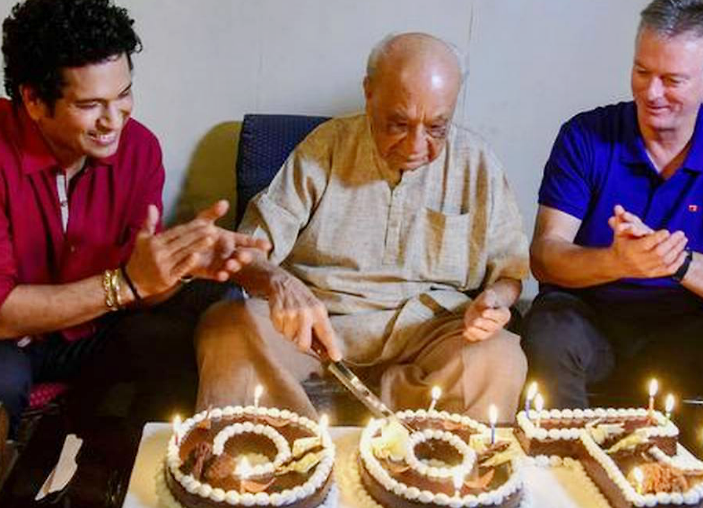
[0,98,164,340]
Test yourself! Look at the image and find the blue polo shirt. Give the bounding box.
[538,101,703,318]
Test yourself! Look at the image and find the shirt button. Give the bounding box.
[69,245,76,253]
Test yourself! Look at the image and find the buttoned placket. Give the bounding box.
[382,183,405,266]
[56,171,69,234]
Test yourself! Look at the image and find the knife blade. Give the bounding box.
[310,336,415,432]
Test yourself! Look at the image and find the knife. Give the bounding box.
[309,336,416,433]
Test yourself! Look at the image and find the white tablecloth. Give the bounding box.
[120,423,627,508]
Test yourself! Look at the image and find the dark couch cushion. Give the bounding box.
[235,114,330,226]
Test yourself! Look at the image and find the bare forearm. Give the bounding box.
[486,278,522,308]
[229,251,290,298]
[531,238,620,288]
[0,276,119,339]
[0,270,182,339]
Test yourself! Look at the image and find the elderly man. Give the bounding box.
[0,0,267,437]
[525,0,703,408]
[197,33,529,421]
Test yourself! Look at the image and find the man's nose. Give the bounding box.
[645,77,664,102]
[98,103,122,130]
[406,126,426,154]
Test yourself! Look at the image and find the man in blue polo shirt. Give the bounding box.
[524,0,703,408]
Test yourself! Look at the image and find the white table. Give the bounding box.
[121,423,617,508]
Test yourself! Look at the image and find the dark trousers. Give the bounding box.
[522,290,703,408]
[0,280,228,437]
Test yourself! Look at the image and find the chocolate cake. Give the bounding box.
[515,407,678,457]
[579,429,703,508]
[357,409,524,508]
[157,406,336,508]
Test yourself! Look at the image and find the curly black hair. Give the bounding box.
[2,0,142,108]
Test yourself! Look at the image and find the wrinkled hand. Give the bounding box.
[186,200,272,281]
[126,205,217,297]
[608,204,688,278]
[268,273,342,361]
[463,289,511,342]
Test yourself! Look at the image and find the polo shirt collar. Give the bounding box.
[16,105,117,175]
[620,101,703,173]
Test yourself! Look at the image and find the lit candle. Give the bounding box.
[489,404,498,445]
[428,386,442,413]
[172,414,182,445]
[665,394,675,421]
[648,379,658,417]
[535,394,544,428]
[254,384,264,410]
[452,467,465,499]
[633,467,644,495]
[525,382,538,418]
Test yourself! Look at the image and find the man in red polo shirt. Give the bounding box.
[0,0,268,437]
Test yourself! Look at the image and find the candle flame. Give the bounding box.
[172,414,181,430]
[665,394,675,413]
[255,384,264,399]
[526,381,538,400]
[535,394,544,412]
[649,379,658,397]
[431,386,442,400]
[489,404,498,425]
[237,456,252,480]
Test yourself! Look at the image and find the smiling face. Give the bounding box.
[364,38,461,173]
[22,53,133,170]
[632,27,703,138]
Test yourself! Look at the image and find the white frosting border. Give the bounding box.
[359,410,523,506]
[156,461,339,508]
[580,431,703,506]
[516,408,678,443]
[166,405,335,506]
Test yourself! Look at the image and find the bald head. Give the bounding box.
[363,33,462,172]
[366,33,463,90]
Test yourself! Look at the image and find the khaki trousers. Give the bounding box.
[195,298,526,423]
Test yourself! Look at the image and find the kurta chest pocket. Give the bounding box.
[416,207,471,285]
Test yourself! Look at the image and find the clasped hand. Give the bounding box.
[608,204,688,278]
[125,200,271,298]
[463,288,511,342]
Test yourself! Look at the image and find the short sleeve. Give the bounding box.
[0,174,18,308]
[538,119,593,220]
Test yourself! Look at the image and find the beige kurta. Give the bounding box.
[239,114,529,366]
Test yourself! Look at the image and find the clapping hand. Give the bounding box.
[608,204,687,278]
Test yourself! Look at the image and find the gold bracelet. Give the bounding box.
[103,269,118,311]
[110,269,123,308]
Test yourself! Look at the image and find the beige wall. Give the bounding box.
[0,0,650,295]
